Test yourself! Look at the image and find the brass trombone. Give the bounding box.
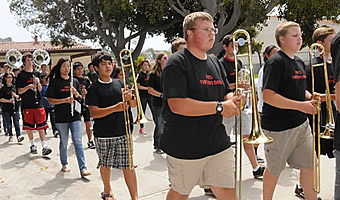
[232,29,273,200]
[309,43,335,193]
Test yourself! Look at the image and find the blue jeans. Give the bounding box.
[152,105,164,149]
[3,112,20,137]
[335,150,340,200]
[56,120,86,171]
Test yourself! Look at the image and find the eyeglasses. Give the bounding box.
[191,27,218,35]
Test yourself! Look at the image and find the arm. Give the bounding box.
[18,84,34,95]
[263,89,317,114]
[137,83,148,90]
[335,81,340,111]
[88,103,127,119]
[48,97,72,105]
[148,86,162,97]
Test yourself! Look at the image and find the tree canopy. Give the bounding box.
[9,0,340,61]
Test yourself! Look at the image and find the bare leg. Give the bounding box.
[85,121,92,141]
[166,188,189,200]
[38,129,46,141]
[263,168,279,200]
[27,130,34,140]
[210,186,235,200]
[100,166,113,195]
[243,135,259,169]
[123,169,138,200]
[300,168,317,200]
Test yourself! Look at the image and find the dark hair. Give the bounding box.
[222,35,233,47]
[73,61,83,69]
[92,52,112,70]
[139,60,150,67]
[22,52,33,63]
[87,62,93,68]
[111,67,122,79]
[2,72,14,85]
[151,52,166,77]
[171,37,186,54]
[263,45,278,62]
[48,58,70,80]
[312,27,335,43]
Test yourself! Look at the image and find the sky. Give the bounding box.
[0,0,171,51]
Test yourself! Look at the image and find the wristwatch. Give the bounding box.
[216,101,223,114]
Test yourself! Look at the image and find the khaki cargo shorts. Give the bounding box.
[263,120,314,176]
[166,147,235,195]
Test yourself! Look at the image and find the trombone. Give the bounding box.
[309,43,335,193]
[232,29,273,200]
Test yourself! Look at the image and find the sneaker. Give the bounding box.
[295,184,304,199]
[80,169,91,178]
[154,149,164,154]
[8,136,13,142]
[139,128,146,135]
[256,155,265,163]
[87,140,96,149]
[30,145,38,154]
[42,146,52,156]
[204,188,215,197]
[62,165,71,172]
[17,136,24,143]
[53,131,59,138]
[5,130,8,136]
[253,166,265,179]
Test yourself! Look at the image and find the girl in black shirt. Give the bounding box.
[0,72,23,143]
[46,58,91,178]
[137,60,152,134]
[148,52,168,154]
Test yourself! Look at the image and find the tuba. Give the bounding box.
[232,29,273,200]
[5,49,23,69]
[33,49,50,69]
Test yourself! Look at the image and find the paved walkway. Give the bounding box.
[0,110,336,200]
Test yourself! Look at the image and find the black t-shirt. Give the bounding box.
[261,50,307,131]
[46,77,81,123]
[331,32,340,151]
[0,84,19,113]
[74,76,91,109]
[86,79,133,137]
[219,57,242,85]
[148,73,162,106]
[161,48,232,159]
[137,71,150,98]
[87,72,98,83]
[16,70,43,109]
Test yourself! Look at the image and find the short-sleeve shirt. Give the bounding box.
[136,71,150,98]
[86,78,133,138]
[0,84,18,113]
[87,72,98,83]
[46,77,81,123]
[160,48,232,159]
[261,50,307,131]
[219,57,242,85]
[148,73,162,106]
[16,70,43,109]
[74,76,91,108]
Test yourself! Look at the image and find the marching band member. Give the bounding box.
[86,52,138,200]
[46,58,91,178]
[161,12,240,199]
[16,52,52,156]
[262,22,317,200]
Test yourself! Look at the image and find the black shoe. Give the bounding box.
[295,184,304,199]
[53,131,59,138]
[204,188,215,197]
[256,155,265,163]
[154,149,164,154]
[253,166,265,179]
[30,145,38,154]
[87,140,95,149]
[42,146,52,156]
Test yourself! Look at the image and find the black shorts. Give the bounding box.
[81,107,91,122]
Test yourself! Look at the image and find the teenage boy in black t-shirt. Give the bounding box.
[86,52,138,200]
[16,52,52,156]
[262,22,318,200]
[220,34,265,179]
[73,61,95,149]
[161,12,241,199]
[331,30,340,200]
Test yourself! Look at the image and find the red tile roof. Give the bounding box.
[0,41,95,54]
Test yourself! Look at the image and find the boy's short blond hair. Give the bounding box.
[275,21,300,47]
[183,12,213,40]
[312,27,335,43]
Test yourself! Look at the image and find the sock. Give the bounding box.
[253,165,260,172]
[30,140,35,146]
[41,140,46,148]
[298,182,302,189]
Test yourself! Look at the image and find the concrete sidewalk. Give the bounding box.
[0,111,336,200]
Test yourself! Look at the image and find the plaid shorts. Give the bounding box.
[94,135,132,169]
